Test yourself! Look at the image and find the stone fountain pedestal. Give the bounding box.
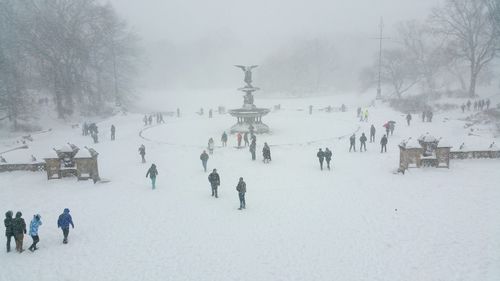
[228,68,270,133]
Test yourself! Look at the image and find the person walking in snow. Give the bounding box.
[421,111,426,122]
[466,100,471,111]
[148,115,153,125]
[243,132,249,146]
[461,104,466,113]
[221,132,228,147]
[200,150,209,172]
[349,134,356,152]
[143,115,148,126]
[139,144,146,163]
[208,169,220,198]
[317,148,325,170]
[237,132,242,147]
[236,177,246,210]
[370,125,376,143]
[28,214,42,252]
[486,99,490,110]
[357,107,361,118]
[12,212,26,252]
[57,208,74,244]
[4,211,14,252]
[146,164,158,190]
[262,142,271,163]
[364,109,369,122]
[406,113,412,126]
[427,111,433,122]
[324,148,332,170]
[208,138,215,155]
[380,134,388,153]
[110,125,116,141]
[249,139,256,161]
[359,133,367,152]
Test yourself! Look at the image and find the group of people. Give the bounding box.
[357,107,369,122]
[316,148,333,170]
[4,208,74,253]
[461,99,491,112]
[349,127,388,154]
[207,169,247,210]
[421,111,434,122]
[82,122,99,143]
[143,113,165,126]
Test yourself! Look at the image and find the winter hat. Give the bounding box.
[15,211,22,218]
[64,208,70,213]
[5,211,13,218]
[34,214,41,220]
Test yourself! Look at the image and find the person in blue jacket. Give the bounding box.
[57,208,74,244]
[28,214,42,252]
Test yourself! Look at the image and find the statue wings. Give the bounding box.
[234,65,258,71]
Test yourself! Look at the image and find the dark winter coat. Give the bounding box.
[146,166,158,179]
[263,145,271,159]
[381,136,388,145]
[139,146,146,156]
[200,152,209,162]
[12,212,26,236]
[4,211,13,236]
[360,134,367,143]
[236,180,246,193]
[317,150,325,160]
[111,125,115,133]
[324,150,332,161]
[57,209,74,229]
[249,142,256,152]
[208,172,220,186]
[370,125,376,135]
[221,133,228,142]
[350,135,356,144]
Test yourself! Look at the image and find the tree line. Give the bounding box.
[0,0,139,130]
[362,0,500,99]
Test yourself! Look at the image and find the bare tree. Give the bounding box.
[431,0,498,97]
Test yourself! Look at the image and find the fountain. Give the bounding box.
[228,65,270,134]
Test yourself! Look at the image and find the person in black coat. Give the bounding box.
[262,143,271,163]
[317,148,325,170]
[139,144,146,163]
[200,150,209,172]
[249,140,256,161]
[208,169,220,198]
[359,133,367,152]
[146,164,158,189]
[324,148,332,170]
[370,125,376,143]
[349,134,356,152]
[12,212,26,253]
[243,132,249,146]
[110,125,116,141]
[236,177,246,210]
[406,114,412,126]
[380,134,388,153]
[4,211,14,252]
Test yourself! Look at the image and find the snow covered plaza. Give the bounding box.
[1,0,500,280]
[1,91,499,281]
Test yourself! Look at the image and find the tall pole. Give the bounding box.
[376,17,384,100]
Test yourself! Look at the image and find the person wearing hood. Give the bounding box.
[58,208,74,244]
[146,164,158,190]
[12,211,26,252]
[324,148,332,170]
[28,214,42,252]
[4,211,14,252]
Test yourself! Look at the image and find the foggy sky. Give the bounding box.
[107,0,440,91]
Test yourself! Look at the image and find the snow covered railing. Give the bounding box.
[450,142,500,159]
[0,162,46,173]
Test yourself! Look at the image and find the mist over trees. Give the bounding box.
[0,0,139,129]
[361,0,499,99]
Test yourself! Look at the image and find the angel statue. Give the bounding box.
[235,65,258,87]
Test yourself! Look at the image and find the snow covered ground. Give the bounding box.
[1,92,499,281]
